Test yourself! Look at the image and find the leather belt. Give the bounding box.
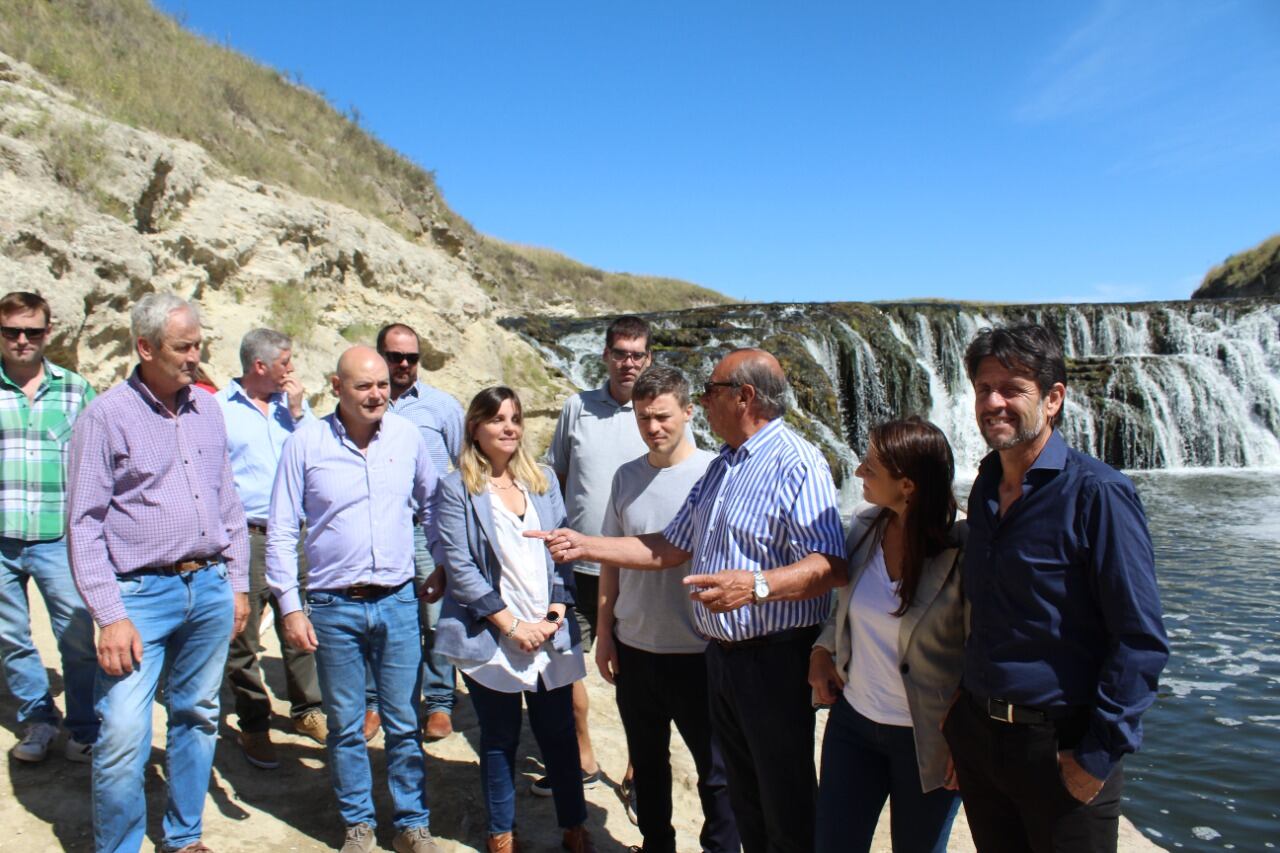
[247,522,268,536]
[331,581,408,600]
[129,557,219,577]
[967,690,1081,725]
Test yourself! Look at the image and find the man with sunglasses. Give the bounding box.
[533,348,847,853]
[0,291,98,764]
[376,323,464,742]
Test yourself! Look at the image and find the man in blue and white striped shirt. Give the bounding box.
[531,348,847,853]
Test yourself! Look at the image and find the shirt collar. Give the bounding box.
[328,410,382,447]
[128,366,198,415]
[977,429,1068,481]
[595,381,631,411]
[721,417,785,462]
[227,377,283,408]
[0,358,62,391]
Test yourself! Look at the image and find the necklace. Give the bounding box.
[489,477,517,490]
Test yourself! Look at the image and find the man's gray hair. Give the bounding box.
[727,350,788,419]
[239,328,292,372]
[131,293,201,350]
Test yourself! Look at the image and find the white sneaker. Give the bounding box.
[10,722,59,763]
[64,736,92,763]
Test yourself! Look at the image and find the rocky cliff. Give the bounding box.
[0,49,578,439]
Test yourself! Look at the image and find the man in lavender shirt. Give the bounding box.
[266,346,440,853]
[67,293,250,853]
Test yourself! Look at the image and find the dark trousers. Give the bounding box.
[462,673,587,835]
[614,638,741,853]
[705,625,819,853]
[943,692,1124,853]
[816,698,959,853]
[225,528,321,731]
[572,571,598,651]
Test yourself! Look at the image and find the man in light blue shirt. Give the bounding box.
[215,328,325,769]
[378,322,464,741]
[266,346,441,853]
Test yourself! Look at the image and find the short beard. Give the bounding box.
[983,404,1047,451]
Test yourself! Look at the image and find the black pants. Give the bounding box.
[225,528,321,731]
[705,625,819,853]
[571,570,598,651]
[614,638,740,853]
[943,692,1124,853]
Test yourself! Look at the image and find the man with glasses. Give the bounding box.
[542,315,657,801]
[0,291,98,764]
[533,348,847,853]
[376,323,464,742]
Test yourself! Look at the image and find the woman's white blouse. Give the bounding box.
[458,482,586,693]
[841,544,913,726]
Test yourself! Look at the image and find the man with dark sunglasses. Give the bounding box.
[0,291,98,765]
[376,323,464,743]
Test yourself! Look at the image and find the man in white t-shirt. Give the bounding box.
[596,365,740,853]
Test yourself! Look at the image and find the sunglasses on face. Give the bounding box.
[0,326,47,341]
[702,380,742,396]
[382,351,420,366]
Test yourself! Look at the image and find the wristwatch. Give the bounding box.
[751,570,770,605]
[545,611,562,623]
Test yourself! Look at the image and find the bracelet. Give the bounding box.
[504,618,520,639]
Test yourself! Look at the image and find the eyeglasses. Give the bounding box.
[607,347,650,364]
[0,326,47,341]
[381,351,420,365]
[702,380,742,396]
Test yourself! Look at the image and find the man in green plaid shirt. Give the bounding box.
[0,291,98,763]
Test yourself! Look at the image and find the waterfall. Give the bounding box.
[506,298,1280,480]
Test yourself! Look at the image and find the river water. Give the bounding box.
[1120,470,1280,849]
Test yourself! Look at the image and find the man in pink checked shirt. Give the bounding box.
[67,292,250,853]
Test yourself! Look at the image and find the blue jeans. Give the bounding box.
[93,563,234,853]
[463,673,586,835]
[816,698,960,853]
[0,537,98,742]
[414,526,455,716]
[308,582,429,831]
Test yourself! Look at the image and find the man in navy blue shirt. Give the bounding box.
[943,323,1168,853]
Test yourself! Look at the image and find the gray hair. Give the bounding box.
[239,328,292,372]
[727,349,788,419]
[131,293,201,350]
[632,364,691,408]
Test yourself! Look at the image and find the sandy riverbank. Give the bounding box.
[1,594,1161,852]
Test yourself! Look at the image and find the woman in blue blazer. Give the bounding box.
[433,386,594,853]
[808,417,965,853]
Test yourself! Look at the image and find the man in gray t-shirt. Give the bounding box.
[541,315,654,793]
[596,365,740,853]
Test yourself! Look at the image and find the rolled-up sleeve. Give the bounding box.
[266,433,307,615]
[66,410,126,628]
[1075,481,1169,780]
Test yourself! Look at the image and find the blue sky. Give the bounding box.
[158,1,1280,304]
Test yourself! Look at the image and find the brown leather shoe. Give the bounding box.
[487,831,521,852]
[561,825,595,853]
[238,730,279,770]
[169,843,214,853]
[362,709,381,743]
[422,711,453,741]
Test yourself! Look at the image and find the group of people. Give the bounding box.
[0,288,1169,853]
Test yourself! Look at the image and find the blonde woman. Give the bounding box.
[432,387,594,853]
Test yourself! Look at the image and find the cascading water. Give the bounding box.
[507,298,1280,481]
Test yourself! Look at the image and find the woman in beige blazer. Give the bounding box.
[809,417,966,853]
